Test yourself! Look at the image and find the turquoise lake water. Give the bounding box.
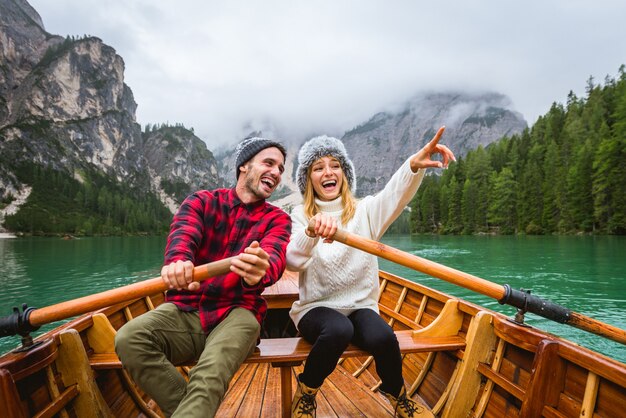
[0,234,624,363]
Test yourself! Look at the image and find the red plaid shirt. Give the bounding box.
[163,188,291,332]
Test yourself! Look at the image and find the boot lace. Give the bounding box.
[395,393,423,417]
[294,392,317,417]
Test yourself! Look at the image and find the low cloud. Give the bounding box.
[29,0,626,149]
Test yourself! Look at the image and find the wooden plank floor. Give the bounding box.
[217,364,395,417]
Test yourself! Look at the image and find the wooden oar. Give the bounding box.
[311,223,626,346]
[0,258,233,338]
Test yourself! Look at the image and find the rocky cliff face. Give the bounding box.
[341,93,527,196]
[143,125,222,211]
[2,34,145,179]
[217,93,527,200]
[0,0,222,219]
[1,0,527,228]
[0,0,52,123]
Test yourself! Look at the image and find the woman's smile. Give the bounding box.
[311,157,343,201]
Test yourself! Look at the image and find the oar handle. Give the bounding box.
[308,221,626,345]
[28,257,233,327]
[307,222,505,299]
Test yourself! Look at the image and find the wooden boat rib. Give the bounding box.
[1,267,625,417]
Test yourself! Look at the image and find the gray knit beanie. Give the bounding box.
[296,135,356,194]
[234,137,287,179]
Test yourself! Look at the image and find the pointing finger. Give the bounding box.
[427,126,446,149]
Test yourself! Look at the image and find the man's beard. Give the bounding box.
[244,173,271,200]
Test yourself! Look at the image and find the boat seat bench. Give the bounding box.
[89,331,465,369]
[89,331,465,417]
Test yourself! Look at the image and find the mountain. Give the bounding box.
[342,93,527,197]
[142,125,222,212]
[0,0,222,233]
[218,93,527,201]
[0,0,527,234]
[408,70,626,235]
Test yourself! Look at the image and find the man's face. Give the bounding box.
[239,147,285,202]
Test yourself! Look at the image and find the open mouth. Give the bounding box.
[322,180,337,190]
[261,176,276,190]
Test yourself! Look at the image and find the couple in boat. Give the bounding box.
[114,129,455,417]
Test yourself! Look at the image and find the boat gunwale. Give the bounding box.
[4,270,625,374]
[1,268,625,418]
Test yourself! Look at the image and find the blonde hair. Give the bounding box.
[302,163,357,225]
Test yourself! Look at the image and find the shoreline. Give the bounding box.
[0,232,17,239]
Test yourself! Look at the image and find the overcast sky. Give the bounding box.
[28,0,626,150]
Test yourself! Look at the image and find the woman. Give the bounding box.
[286,127,454,418]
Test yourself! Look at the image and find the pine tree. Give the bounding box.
[488,167,518,234]
[518,146,544,234]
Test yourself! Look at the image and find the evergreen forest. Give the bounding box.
[410,66,626,235]
[2,163,172,236]
[2,68,625,236]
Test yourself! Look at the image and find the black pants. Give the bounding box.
[297,306,404,396]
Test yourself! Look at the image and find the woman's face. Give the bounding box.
[310,156,344,201]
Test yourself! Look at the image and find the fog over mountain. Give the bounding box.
[0,0,542,234]
[25,0,626,150]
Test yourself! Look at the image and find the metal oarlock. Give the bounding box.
[498,284,572,325]
[0,304,42,351]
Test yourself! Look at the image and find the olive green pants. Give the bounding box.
[114,303,260,417]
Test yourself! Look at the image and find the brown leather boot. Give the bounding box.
[383,386,434,418]
[291,377,319,418]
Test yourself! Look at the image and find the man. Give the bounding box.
[115,137,291,417]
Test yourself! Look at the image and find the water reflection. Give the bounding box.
[0,236,166,354]
[0,237,31,294]
[1,234,624,364]
[379,234,626,363]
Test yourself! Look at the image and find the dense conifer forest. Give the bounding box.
[2,163,171,236]
[410,66,626,235]
[3,69,625,236]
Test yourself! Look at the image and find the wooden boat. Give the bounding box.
[1,229,625,418]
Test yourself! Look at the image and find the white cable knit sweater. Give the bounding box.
[287,159,425,328]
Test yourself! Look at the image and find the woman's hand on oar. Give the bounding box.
[410,126,456,172]
[306,213,338,243]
